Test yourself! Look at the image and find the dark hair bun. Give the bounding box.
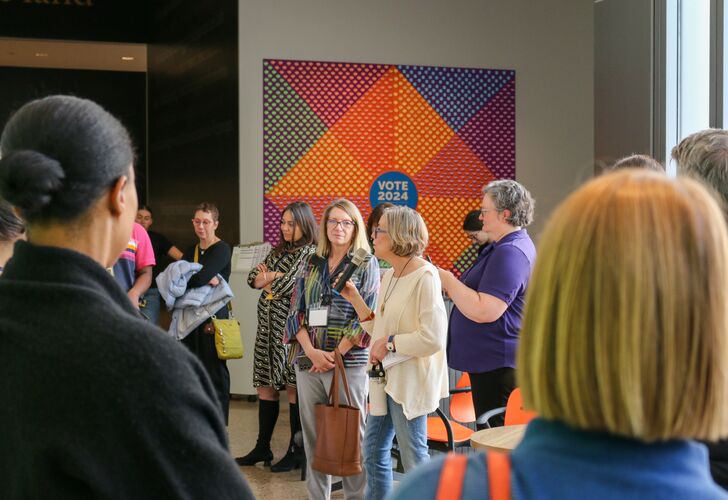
[0,149,65,217]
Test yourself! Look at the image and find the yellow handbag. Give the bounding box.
[211,312,243,360]
[194,245,243,360]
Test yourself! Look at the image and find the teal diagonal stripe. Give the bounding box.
[263,61,328,192]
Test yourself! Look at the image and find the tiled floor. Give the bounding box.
[228,396,345,499]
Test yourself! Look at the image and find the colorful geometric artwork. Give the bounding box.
[263,59,516,273]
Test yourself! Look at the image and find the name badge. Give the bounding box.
[308,306,329,327]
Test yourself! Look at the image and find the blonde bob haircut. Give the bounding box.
[382,206,428,257]
[316,198,370,258]
[518,170,728,442]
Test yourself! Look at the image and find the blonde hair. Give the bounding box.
[518,170,728,442]
[316,199,370,257]
[383,206,428,257]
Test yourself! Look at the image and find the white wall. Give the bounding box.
[239,0,594,242]
[235,0,593,394]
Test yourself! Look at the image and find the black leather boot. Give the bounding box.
[235,399,279,466]
[235,446,274,466]
[270,443,304,472]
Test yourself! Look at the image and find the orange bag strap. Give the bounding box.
[487,451,511,500]
[436,453,467,500]
[435,452,511,500]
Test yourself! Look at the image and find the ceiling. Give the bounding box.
[0,38,146,72]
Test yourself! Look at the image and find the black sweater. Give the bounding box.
[0,241,253,499]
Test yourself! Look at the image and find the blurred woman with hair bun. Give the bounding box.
[0,95,252,498]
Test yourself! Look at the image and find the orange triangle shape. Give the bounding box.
[330,67,397,174]
[268,130,372,197]
[394,69,455,176]
[415,134,497,199]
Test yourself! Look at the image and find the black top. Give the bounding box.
[148,230,174,283]
[183,240,232,318]
[707,440,728,489]
[0,241,252,499]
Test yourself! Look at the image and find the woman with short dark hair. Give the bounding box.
[0,95,251,498]
[181,201,233,423]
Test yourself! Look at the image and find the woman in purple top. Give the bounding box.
[439,179,536,428]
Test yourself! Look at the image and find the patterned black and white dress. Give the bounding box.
[247,244,315,389]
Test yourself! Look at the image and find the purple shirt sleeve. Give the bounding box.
[477,245,531,306]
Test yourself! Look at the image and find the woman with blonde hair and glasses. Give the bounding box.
[393,170,728,499]
[284,198,379,500]
[339,205,448,500]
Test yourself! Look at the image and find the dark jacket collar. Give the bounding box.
[1,240,137,316]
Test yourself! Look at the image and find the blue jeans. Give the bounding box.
[140,288,161,325]
[363,395,429,500]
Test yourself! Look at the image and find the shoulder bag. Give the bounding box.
[312,348,362,476]
[195,245,243,360]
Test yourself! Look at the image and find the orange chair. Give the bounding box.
[426,373,477,452]
[481,388,537,428]
[448,373,476,424]
[426,408,475,452]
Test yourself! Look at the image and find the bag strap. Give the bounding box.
[435,451,511,500]
[436,453,467,500]
[487,451,511,500]
[328,349,353,408]
[194,245,199,264]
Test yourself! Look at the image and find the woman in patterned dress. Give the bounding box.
[236,201,318,472]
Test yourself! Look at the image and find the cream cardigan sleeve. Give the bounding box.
[392,268,447,358]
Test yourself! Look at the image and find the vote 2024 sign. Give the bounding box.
[370,172,418,209]
[263,59,515,274]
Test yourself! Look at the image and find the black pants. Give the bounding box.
[182,325,231,424]
[468,367,515,429]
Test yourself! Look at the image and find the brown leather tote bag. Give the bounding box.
[311,348,362,476]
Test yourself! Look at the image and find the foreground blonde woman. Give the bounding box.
[393,170,728,499]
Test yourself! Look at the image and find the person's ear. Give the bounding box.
[501,209,511,222]
[108,176,128,216]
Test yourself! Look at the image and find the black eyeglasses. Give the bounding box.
[327,219,355,230]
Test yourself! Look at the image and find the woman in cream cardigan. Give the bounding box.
[339,205,449,500]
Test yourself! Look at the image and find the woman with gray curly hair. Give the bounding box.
[439,179,536,428]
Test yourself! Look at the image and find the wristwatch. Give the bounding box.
[386,335,396,352]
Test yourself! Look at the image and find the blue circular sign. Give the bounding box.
[369,171,418,209]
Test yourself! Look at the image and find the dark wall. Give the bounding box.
[147,0,239,251]
[0,67,147,201]
[0,0,148,43]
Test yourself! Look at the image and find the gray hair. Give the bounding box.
[672,129,728,212]
[482,179,534,227]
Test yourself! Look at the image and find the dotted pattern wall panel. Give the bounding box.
[263,59,516,274]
